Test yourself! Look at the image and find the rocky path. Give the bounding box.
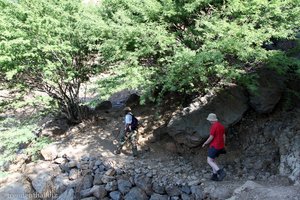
[1,108,300,200]
[35,108,300,199]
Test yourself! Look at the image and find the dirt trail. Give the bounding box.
[52,107,177,169]
[51,107,300,193]
[1,101,300,199]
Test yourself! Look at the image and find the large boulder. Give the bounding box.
[31,172,55,196]
[167,86,248,147]
[90,185,107,199]
[40,117,69,137]
[125,93,140,106]
[118,179,133,194]
[0,174,35,200]
[227,180,300,200]
[124,187,148,200]
[40,143,60,161]
[134,174,153,195]
[248,69,285,114]
[108,89,141,108]
[95,101,112,111]
[277,128,300,184]
[57,188,74,200]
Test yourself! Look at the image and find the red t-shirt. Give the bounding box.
[209,121,225,149]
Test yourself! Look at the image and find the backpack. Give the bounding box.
[130,114,139,130]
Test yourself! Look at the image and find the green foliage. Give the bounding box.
[0,116,52,166]
[26,136,52,161]
[98,0,300,101]
[0,89,56,119]
[1,0,300,108]
[0,118,36,165]
[0,0,107,122]
[88,65,154,106]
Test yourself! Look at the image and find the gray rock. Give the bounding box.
[134,174,153,195]
[190,185,203,200]
[94,160,102,166]
[278,132,300,184]
[167,86,248,147]
[181,185,191,194]
[81,164,90,170]
[60,163,70,174]
[209,186,232,200]
[90,185,107,199]
[105,180,118,192]
[249,69,285,114]
[125,93,140,106]
[152,182,165,194]
[118,179,133,194]
[82,175,93,190]
[99,164,106,172]
[188,180,200,186]
[181,193,193,200]
[69,168,79,180]
[150,193,168,200]
[40,143,59,160]
[81,197,97,200]
[54,174,68,195]
[101,175,115,183]
[109,89,137,107]
[95,101,112,111]
[93,173,103,185]
[110,191,122,200]
[80,188,93,198]
[57,188,74,200]
[67,160,77,168]
[105,168,116,176]
[31,173,54,195]
[0,176,34,200]
[230,180,300,200]
[54,157,66,164]
[82,169,93,177]
[165,184,181,196]
[124,187,148,200]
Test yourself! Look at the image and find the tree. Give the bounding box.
[0,0,107,122]
[98,0,300,100]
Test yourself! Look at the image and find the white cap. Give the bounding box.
[207,113,218,121]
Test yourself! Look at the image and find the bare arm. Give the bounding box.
[223,134,226,145]
[202,135,214,147]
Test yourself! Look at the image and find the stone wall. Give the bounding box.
[229,108,300,185]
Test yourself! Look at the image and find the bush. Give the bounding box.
[0,118,36,166]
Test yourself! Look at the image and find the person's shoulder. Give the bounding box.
[217,121,224,126]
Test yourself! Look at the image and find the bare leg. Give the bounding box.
[207,157,220,173]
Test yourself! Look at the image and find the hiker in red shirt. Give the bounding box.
[202,113,226,181]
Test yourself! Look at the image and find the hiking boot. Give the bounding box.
[211,173,219,181]
[217,169,226,181]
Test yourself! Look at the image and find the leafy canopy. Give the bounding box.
[98,0,300,99]
[1,0,300,109]
[0,0,108,121]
